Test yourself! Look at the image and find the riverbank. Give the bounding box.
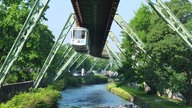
[107,83,192,108]
[58,84,131,107]
[0,88,61,108]
[0,74,108,107]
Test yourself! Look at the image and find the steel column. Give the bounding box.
[0,0,50,88]
[33,14,75,88]
[146,0,192,51]
[52,52,78,82]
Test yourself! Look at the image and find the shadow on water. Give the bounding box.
[57,84,132,108]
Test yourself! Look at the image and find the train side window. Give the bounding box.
[81,31,85,39]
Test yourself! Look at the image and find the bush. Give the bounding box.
[0,88,61,108]
[48,79,67,91]
[85,74,108,84]
[107,83,134,102]
[67,76,80,86]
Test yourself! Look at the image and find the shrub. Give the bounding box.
[0,88,61,108]
[48,79,67,91]
[107,83,134,102]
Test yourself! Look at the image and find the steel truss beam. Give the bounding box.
[114,13,151,59]
[87,58,100,73]
[57,44,71,68]
[71,54,89,73]
[114,13,147,54]
[105,45,121,69]
[0,0,50,88]
[44,46,74,84]
[33,13,75,88]
[108,31,124,55]
[52,52,78,82]
[57,47,73,69]
[67,53,82,70]
[146,0,192,50]
[105,41,122,67]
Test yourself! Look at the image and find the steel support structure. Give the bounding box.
[103,62,110,72]
[67,53,82,71]
[108,31,125,55]
[0,0,50,88]
[53,52,81,81]
[52,52,78,82]
[87,58,100,73]
[105,45,120,69]
[146,0,192,51]
[33,13,75,88]
[57,47,73,69]
[71,54,89,73]
[57,44,71,68]
[44,46,74,84]
[106,41,122,67]
[114,13,146,53]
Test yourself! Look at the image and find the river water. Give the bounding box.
[57,84,132,108]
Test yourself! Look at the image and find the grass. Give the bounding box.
[107,83,192,108]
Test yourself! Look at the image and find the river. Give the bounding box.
[57,84,132,108]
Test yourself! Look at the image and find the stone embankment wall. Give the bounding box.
[0,81,33,102]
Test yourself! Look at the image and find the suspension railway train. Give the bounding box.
[71,27,90,53]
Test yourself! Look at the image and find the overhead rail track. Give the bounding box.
[71,0,120,57]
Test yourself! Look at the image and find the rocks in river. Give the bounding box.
[96,103,139,108]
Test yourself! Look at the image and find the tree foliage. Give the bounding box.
[0,0,54,83]
[119,0,192,105]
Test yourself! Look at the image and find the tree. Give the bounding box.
[120,0,192,105]
[0,0,54,83]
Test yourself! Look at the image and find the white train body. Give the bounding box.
[71,27,90,53]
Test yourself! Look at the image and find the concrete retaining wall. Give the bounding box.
[0,81,33,102]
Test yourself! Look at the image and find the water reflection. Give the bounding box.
[58,84,132,108]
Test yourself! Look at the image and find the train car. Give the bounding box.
[71,27,90,53]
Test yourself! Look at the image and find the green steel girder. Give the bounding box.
[146,0,192,51]
[33,13,75,88]
[52,52,78,82]
[0,0,50,88]
[68,53,82,70]
[105,44,121,69]
[103,62,110,72]
[57,44,71,68]
[87,58,100,73]
[71,54,89,73]
[108,31,125,55]
[44,46,74,84]
[114,13,147,54]
[57,53,82,79]
[105,41,122,67]
[57,47,73,69]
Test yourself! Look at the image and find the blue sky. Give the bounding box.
[43,0,146,41]
[42,0,191,51]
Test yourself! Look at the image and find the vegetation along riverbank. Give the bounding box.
[0,74,108,107]
[107,83,192,108]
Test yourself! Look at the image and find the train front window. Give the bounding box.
[73,30,86,39]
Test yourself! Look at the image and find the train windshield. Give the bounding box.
[73,30,86,39]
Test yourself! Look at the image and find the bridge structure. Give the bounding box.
[0,0,192,91]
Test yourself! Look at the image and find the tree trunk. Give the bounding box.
[146,81,157,95]
[186,88,192,106]
[185,69,192,106]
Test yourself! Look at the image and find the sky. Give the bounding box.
[43,0,145,40]
[42,0,191,51]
